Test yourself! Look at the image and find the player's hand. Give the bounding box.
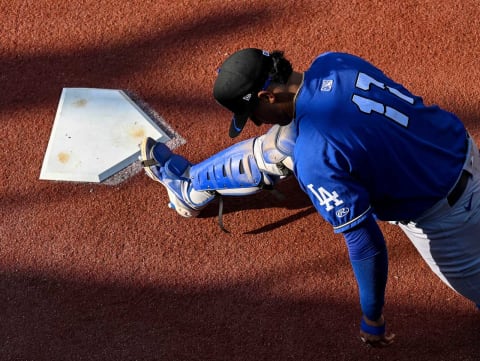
[360,330,395,348]
[359,315,395,348]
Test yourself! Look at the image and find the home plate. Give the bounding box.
[40,88,184,184]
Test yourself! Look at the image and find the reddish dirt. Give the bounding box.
[1,1,479,360]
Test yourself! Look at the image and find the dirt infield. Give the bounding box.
[1,1,479,360]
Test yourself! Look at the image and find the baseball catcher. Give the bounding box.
[140,49,480,347]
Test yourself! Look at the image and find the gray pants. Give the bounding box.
[398,136,480,305]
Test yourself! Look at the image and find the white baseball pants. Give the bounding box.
[398,135,480,305]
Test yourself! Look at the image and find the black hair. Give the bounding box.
[268,51,293,84]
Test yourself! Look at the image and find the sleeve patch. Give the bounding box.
[307,184,344,211]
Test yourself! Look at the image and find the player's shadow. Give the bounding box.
[197,176,317,234]
[199,176,313,214]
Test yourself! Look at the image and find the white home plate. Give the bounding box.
[40,88,178,183]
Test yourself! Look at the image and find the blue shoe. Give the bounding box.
[140,137,215,217]
[141,137,191,178]
[140,137,163,182]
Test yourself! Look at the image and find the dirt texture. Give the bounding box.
[1,1,479,360]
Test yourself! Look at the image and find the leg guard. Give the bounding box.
[190,138,278,196]
[189,122,296,196]
[141,121,297,217]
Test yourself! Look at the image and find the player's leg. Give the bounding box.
[139,124,295,218]
[398,139,480,304]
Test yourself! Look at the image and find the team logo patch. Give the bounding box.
[321,79,333,92]
[307,184,344,211]
[336,207,350,218]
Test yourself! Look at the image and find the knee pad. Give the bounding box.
[260,122,296,172]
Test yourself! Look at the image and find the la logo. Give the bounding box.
[307,184,344,211]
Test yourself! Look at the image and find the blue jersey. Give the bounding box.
[293,52,467,233]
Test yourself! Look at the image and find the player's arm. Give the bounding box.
[342,214,395,347]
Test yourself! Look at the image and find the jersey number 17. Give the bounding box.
[351,72,414,127]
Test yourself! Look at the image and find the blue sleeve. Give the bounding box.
[343,214,388,321]
[294,139,372,233]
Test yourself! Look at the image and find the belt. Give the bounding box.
[447,170,470,206]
